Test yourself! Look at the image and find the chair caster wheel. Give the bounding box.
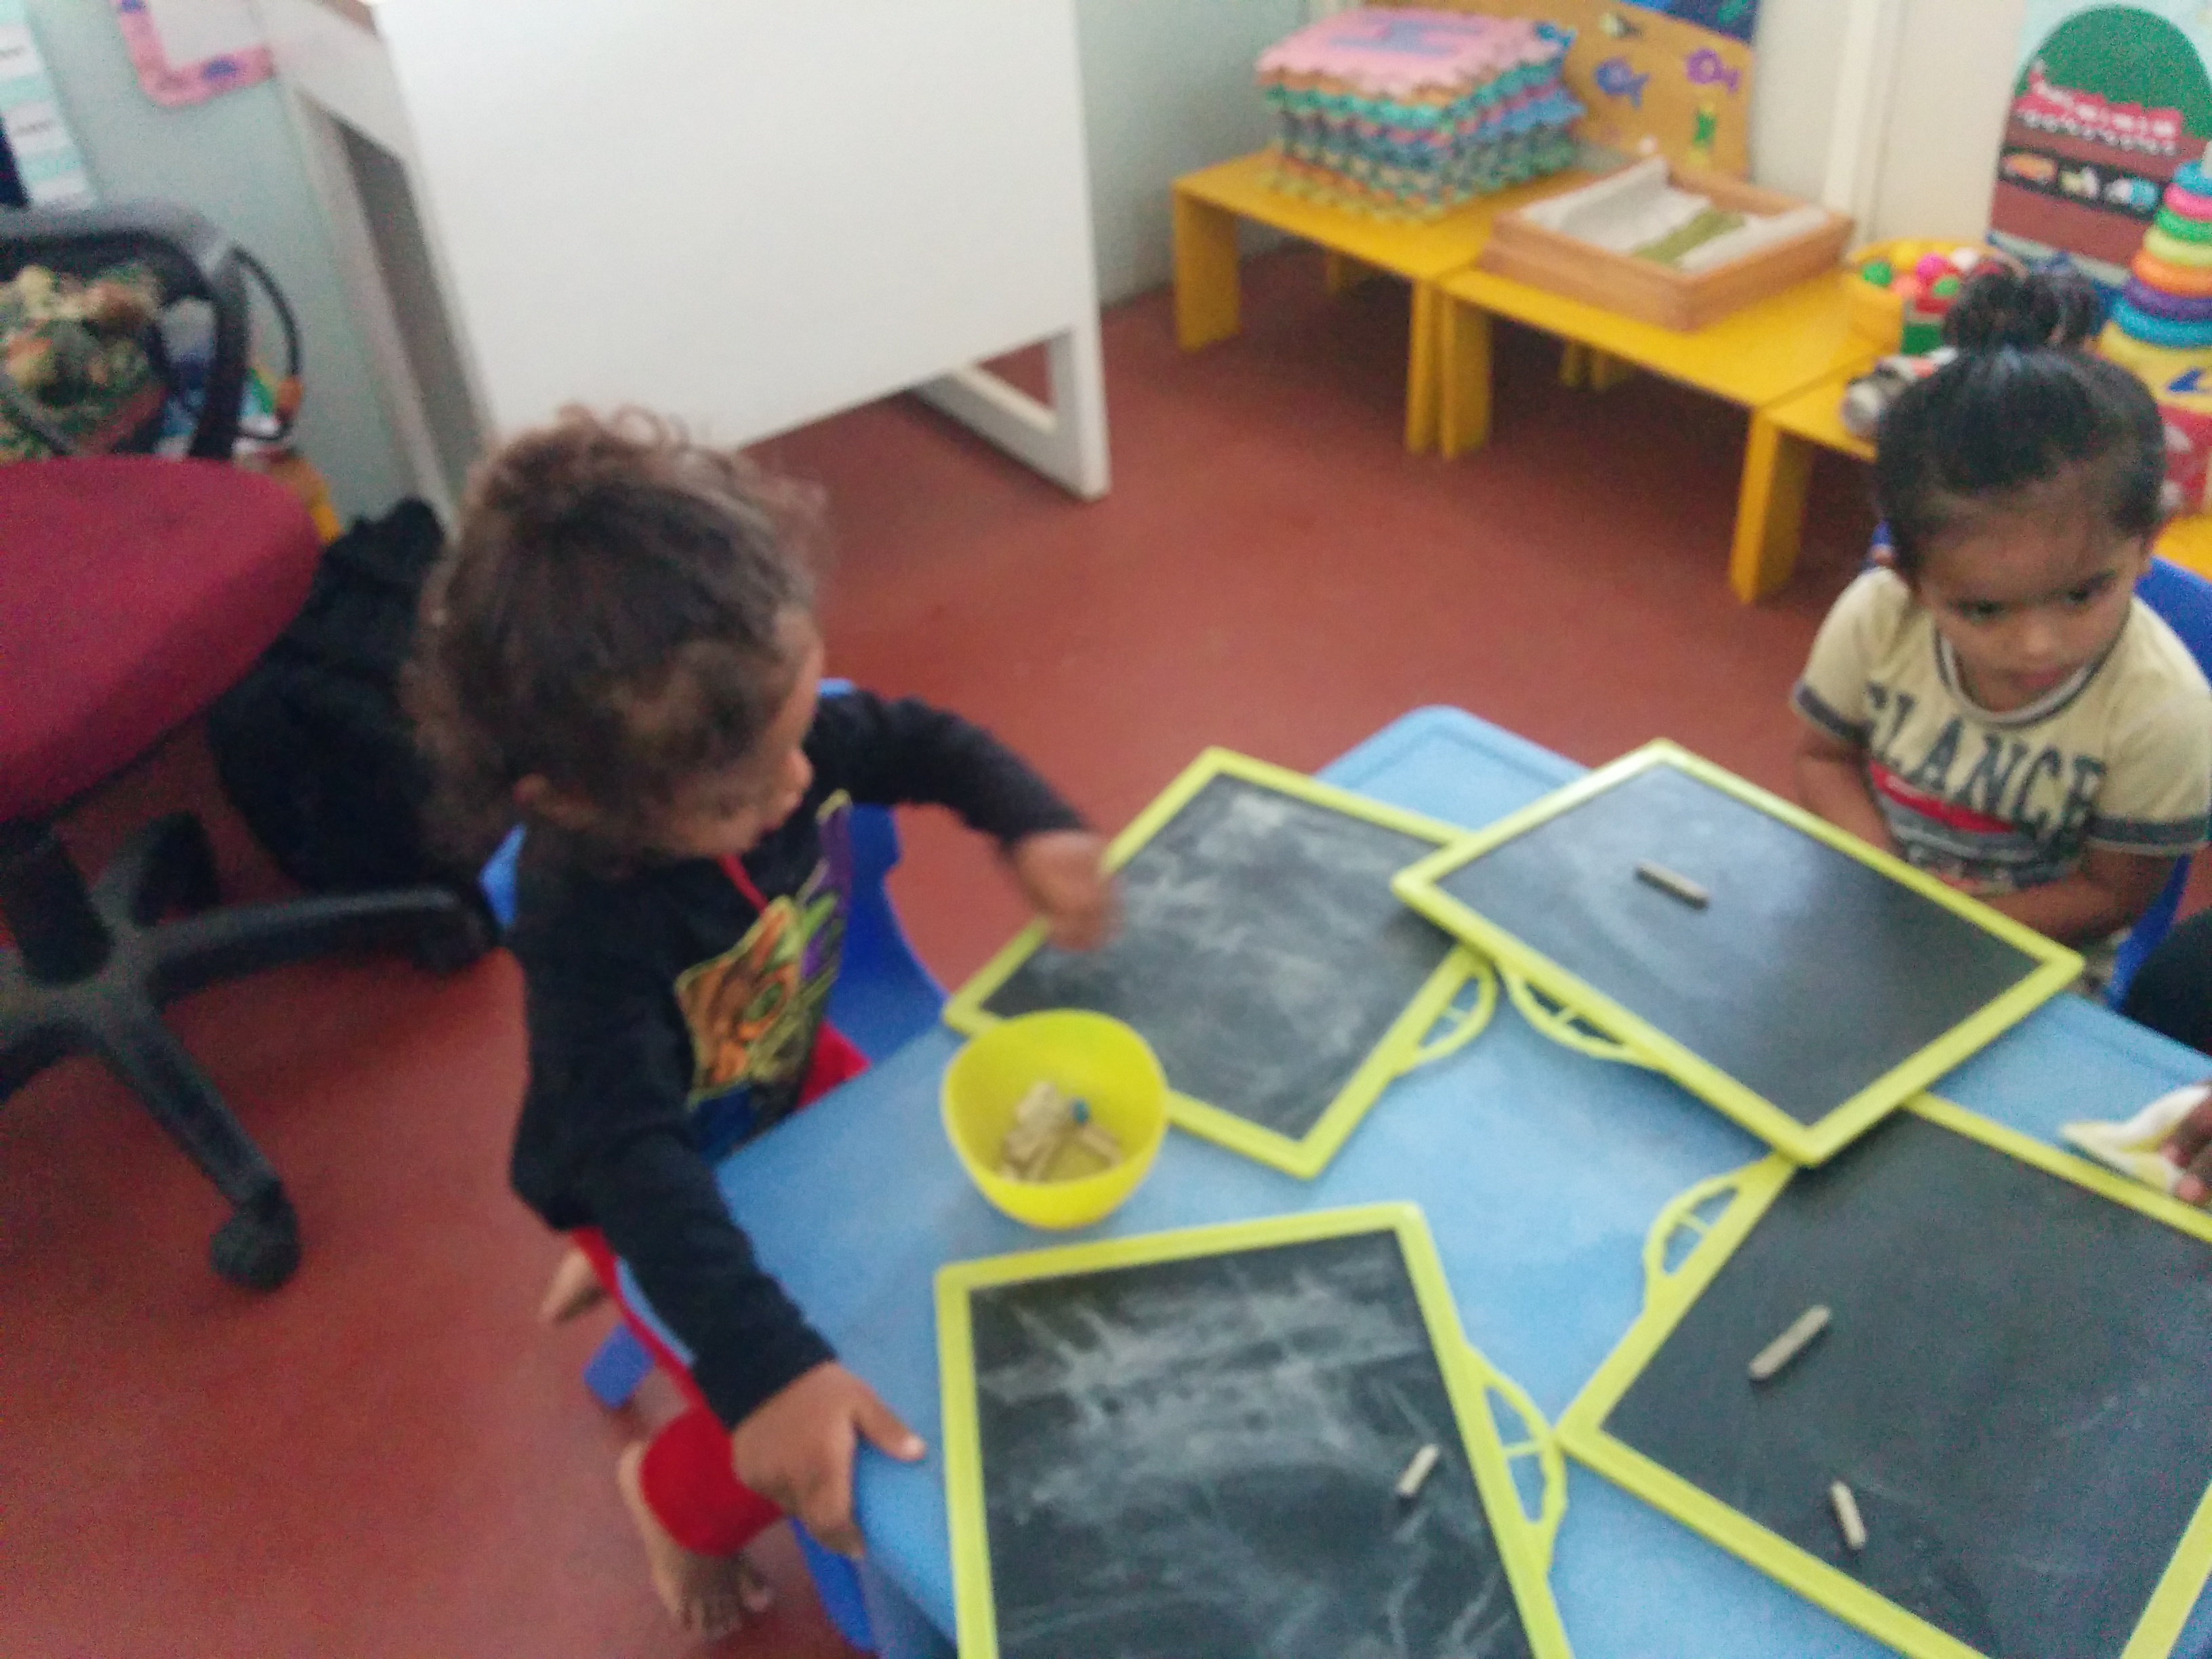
[210,1187,300,1290]
[411,898,497,975]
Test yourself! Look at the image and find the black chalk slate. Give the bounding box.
[979,769,1458,1144]
[1429,762,2042,1125]
[1602,1111,2212,1659]
[964,1231,1540,1659]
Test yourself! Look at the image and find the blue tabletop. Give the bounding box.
[626,707,2212,1658]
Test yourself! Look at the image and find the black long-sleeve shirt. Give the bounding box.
[506,691,1082,1428]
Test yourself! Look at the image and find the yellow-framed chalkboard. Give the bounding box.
[1557,1096,2212,1659]
[947,750,1497,1178]
[1391,740,2082,1164]
[936,1204,1575,1659]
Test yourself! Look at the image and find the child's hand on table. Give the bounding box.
[730,1361,925,1557]
[1009,830,1116,950]
[2160,1086,2212,1204]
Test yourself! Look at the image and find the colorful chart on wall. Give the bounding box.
[111,0,271,108]
[0,0,94,206]
[1989,1,2212,283]
[1424,0,1762,178]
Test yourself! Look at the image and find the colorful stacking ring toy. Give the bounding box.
[2125,279,2212,323]
[2144,226,2212,268]
[2156,209,2212,244]
[2110,300,2212,348]
[2136,250,2212,295]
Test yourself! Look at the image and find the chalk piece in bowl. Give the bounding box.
[944,1011,1166,1229]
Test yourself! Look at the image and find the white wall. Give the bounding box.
[1075,0,1307,303]
[21,0,407,519]
[16,0,2022,484]
[1748,0,1851,200]
[1863,0,2024,243]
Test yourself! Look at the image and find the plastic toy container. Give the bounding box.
[942,1010,1167,1229]
[1847,239,1992,352]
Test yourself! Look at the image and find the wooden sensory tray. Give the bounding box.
[1391,741,2081,1164]
[1481,165,1852,330]
[937,1204,1575,1659]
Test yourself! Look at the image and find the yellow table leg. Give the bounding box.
[1406,281,1439,454]
[1437,291,1493,460]
[1560,341,1589,389]
[1173,188,1241,350]
[1325,251,1382,295]
[1590,350,1637,392]
[1731,412,1816,602]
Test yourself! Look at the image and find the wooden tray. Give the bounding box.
[1481,165,1853,331]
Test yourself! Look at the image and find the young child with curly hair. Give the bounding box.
[409,409,1112,1636]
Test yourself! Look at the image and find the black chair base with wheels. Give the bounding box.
[0,814,489,1289]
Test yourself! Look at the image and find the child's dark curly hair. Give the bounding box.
[1877,266,2163,578]
[406,407,822,863]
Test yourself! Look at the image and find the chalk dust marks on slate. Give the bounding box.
[968,1233,1536,1659]
[985,777,1454,1141]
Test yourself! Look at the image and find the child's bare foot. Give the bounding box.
[615,1443,775,1638]
[539,1246,607,1324]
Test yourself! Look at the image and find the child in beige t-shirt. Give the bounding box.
[1793,268,2212,979]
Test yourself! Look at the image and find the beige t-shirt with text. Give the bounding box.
[1793,570,2212,901]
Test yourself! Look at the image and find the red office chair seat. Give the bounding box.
[0,457,320,821]
[1,453,483,1291]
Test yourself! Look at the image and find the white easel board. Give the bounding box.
[373,0,1109,495]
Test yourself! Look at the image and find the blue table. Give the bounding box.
[627,708,2212,1658]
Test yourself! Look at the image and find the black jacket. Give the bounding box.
[507,691,1081,1427]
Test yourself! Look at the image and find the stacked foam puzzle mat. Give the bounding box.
[1259,7,1582,221]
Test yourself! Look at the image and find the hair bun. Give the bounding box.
[1945,264,2104,354]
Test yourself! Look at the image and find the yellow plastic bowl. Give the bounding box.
[941,1011,1168,1230]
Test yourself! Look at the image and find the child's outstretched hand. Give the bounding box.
[1009,830,1116,950]
[730,1361,925,1557]
[2162,1086,2212,1204]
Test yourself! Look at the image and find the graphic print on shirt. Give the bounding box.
[672,794,853,1145]
[1860,683,2106,892]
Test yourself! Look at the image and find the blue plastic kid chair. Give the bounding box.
[477,685,940,1652]
[2109,558,2212,1005]
[476,683,947,1401]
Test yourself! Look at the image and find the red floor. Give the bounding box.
[7,251,1897,1656]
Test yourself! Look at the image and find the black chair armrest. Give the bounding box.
[1,201,249,459]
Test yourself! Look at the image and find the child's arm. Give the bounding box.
[729,1362,924,1555]
[2001,683,2212,947]
[1793,724,1899,855]
[2163,1090,2212,1204]
[1791,570,1901,853]
[522,947,926,1551]
[573,1104,928,1555]
[808,691,1113,945]
[1973,847,2181,947]
[1006,830,1115,949]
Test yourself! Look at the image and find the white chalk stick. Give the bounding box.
[1395,1443,1441,1500]
[1830,1480,1866,1552]
[1635,861,1710,908]
[1748,1305,1832,1381]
